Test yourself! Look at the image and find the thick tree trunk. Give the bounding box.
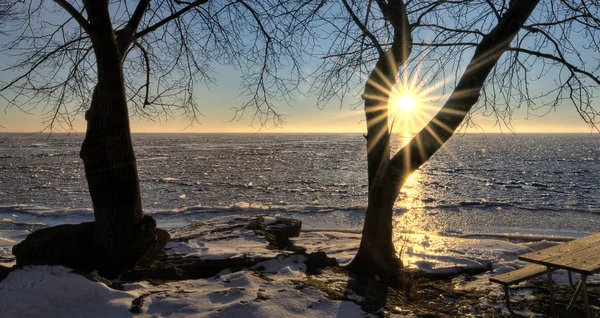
[348,183,401,276]
[79,0,160,275]
[342,0,413,279]
[346,0,412,276]
[80,67,144,274]
[13,0,168,276]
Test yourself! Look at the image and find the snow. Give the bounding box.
[294,230,532,275]
[134,268,373,318]
[0,266,135,317]
[1,215,598,317]
[0,261,373,318]
[166,215,287,260]
[167,235,273,260]
[291,231,360,265]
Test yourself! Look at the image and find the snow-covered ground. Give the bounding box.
[1,215,599,317]
[0,262,376,318]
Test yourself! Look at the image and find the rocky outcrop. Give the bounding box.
[264,218,302,250]
[247,216,302,250]
[9,215,328,282]
[121,215,306,281]
[304,251,339,275]
[12,216,169,277]
[12,222,96,270]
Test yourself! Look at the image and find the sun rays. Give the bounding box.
[360,54,466,174]
[389,79,438,137]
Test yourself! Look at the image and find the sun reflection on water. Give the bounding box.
[392,164,450,266]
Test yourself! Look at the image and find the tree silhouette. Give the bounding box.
[303,0,600,279]
[2,0,312,276]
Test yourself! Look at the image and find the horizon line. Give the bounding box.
[0,131,598,135]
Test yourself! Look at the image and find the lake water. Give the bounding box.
[1,133,600,247]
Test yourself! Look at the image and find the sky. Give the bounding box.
[0,2,598,135]
[2,95,596,134]
[1,69,596,134]
[1,57,596,134]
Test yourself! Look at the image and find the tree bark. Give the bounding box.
[79,0,152,275]
[346,0,412,278]
[348,181,400,277]
[347,54,401,277]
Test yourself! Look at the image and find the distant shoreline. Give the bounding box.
[0,132,598,135]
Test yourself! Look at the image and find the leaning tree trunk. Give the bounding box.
[346,0,412,278]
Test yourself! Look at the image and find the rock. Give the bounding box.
[97,216,169,278]
[246,216,265,231]
[264,218,302,250]
[120,255,273,281]
[122,215,304,281]
[12,222,96,270]
[0,264,11,281]
[304,251,338,275]
[129,293,150,313]
[71,268,116,288]
[135,228,171,267]
[121,265,189,281]
[12,216,170,278]
[246,216,302,250]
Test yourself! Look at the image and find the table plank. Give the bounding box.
[520,233,600,262]
[519,233,600,274]
[489,264,548,285]
[529,245,600,273]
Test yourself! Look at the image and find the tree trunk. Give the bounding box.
[347,0,540,279]
[347,53,405,277]
[348,181,401,276]
[80,70,145,274]
[79,0,156,275]
[12,0,168,275]
[342,0,413,278]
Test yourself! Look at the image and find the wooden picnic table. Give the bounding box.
[519,232,600,318]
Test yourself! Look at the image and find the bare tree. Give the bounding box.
[3,0,599,281]
[2,0,312,276]
[301,0,600,279]
[0,0,14,22]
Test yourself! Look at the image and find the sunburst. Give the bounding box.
[396,94,417,113]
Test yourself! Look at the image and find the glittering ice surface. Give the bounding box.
[1,133,599,241]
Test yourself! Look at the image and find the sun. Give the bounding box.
[396,94,417,113]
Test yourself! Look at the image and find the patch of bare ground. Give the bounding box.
[297,267,600,317]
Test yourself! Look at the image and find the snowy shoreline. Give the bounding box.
[1,215,599,317]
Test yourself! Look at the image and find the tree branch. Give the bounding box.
[341,0,383,55]
[132,41,151,106]
[53,0,90,31]
[386,0,541,190]
[134,0,209,41]
[508,47,600,86]
[116,0,151,54]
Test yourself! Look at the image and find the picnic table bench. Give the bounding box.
[489,264,551,315]
[490,233,600,317]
